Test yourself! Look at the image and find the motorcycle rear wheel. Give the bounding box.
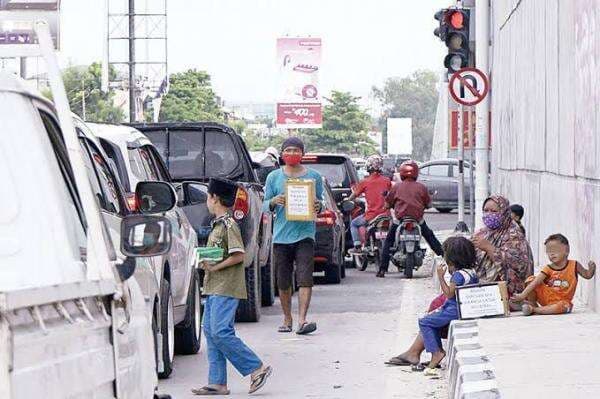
[404,253,415,279]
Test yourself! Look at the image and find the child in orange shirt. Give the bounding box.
[512,234,595,315]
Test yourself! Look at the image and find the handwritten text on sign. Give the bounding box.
[287,184,311,217]
[457,284,505,319]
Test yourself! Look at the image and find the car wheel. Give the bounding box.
[158,279,175,379]
[436,208,453,214]
[175,270,202,355]
[324,260,342,284]
[236,251,261,322]
[261,247,275,307]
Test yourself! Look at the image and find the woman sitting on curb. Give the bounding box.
[511,233,595,315]
[386,194,533,368]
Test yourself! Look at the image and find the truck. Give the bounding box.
[131,122,274,322]
[0,20,171,398]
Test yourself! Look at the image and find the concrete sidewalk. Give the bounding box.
[477,310,600,398]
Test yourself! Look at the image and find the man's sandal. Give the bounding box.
[277,324,293,333]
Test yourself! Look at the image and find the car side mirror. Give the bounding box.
[341,200,355,213]
[135,181,176,214]
[120,215,172,262]
[180,181,208,206]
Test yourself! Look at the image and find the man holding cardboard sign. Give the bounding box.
[263,137,324,335]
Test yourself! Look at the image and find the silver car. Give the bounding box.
[84,122,201,379]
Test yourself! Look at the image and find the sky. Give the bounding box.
[58,0,451,109]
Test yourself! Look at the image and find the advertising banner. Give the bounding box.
[276,37,322,128]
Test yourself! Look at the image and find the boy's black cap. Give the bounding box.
[208,177,238,207]
[281,136,305,153]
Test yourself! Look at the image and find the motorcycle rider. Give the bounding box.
[347,155,391,254]
[377,160,444,278]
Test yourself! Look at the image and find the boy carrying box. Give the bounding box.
[191,178,272,396]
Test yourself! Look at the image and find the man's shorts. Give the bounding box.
[273,238,315,290]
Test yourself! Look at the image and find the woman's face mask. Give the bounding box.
[482,212,503,230]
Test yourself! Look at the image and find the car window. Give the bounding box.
[451,164,471,177]
[139,146,160,181]
[39,112,87,252]
[164,130,205,179]
[147,146,171,181]
[205,130,240,177]
[79,137,122,215]
[307,163,349,188]
[128,148,149,189]
[426,164,449,177]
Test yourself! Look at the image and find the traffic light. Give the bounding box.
[434,8,471,74]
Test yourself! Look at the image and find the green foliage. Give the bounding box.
[62,62,125,123]
[158,69,222,122]
[301,91,376,157]
[372,70,438,161]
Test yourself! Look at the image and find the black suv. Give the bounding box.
[132,122,274,322]
[301,153,360,254]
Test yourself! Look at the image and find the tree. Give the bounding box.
[301,91,376,156]
[61,62,125,123]
[158,69,222,122]
[372,70,438,161]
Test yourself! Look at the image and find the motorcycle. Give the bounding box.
[390,217,425,278]
[353,214,391,271]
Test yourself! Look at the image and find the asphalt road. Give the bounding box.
[158,216,454,399]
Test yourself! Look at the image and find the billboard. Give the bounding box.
[0,0,60,49]
[387,118,412,155]
[276,37,322,128]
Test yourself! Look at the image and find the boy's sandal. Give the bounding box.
[385,355,417,366]
[296,322,317,335]
[191,386,230,396]
[423,367,441,378]
[277,324,293,333]
[249,366,273,394]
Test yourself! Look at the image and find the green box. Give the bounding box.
[196,246,224,263]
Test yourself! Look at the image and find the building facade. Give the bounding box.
[490,0,600,309]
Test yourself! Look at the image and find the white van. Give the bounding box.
[0,21,172,398]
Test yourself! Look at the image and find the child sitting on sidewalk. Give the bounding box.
[512,233,596,316]
[418,236,478,374]
[192,178,272,396]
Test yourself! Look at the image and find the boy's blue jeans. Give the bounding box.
[418,302,458,353]
[204,295,262,385]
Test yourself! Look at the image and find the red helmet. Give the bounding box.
[399,160,419,180]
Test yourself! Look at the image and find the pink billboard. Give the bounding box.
[276,37,322,128]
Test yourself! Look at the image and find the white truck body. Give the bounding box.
[0,20,164,399]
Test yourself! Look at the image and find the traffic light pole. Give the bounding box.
[457,103,465,225]
[475,0,490,230]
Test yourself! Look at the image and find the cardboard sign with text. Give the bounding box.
[456,281,510,320]
[285,179,316,222]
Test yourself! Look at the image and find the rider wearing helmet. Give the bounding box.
[347,155,391,253]
[377,160,444,277]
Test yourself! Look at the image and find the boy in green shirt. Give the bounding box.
[191,178,272,396]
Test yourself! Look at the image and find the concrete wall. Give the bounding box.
[490,0,600,310]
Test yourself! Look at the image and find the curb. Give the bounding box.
[447,320,501,399]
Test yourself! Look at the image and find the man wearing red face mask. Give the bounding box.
[263,137,324,335]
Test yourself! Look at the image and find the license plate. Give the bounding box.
[375,231,387,240]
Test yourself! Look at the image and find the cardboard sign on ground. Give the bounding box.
[456,281,510,320]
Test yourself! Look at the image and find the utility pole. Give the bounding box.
[82,78,86,121]
[128,0,136,122]
[475,0,490,229]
